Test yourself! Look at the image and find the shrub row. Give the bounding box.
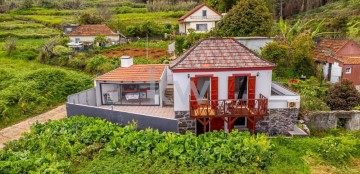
[0,68,92,128]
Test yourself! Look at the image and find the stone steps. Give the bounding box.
[288,125,308,137]
[163,84,174,106]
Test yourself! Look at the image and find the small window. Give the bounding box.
[75,38,80,43]
[346,68,351,74]
[196,24,208,31]
[202,10,207,18]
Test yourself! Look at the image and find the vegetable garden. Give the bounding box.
[1,116,360,173]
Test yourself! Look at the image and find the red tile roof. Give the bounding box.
[313,39,349,62]
[178,3,222,22]
[170,38,275,70]
[336,56,360,65]
[69,24,118,36]
[95,64,166,82]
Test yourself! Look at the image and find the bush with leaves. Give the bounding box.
[2,37,17,56]
[85,55,113,74]
[261,42,291,76]
[0,67,91,128]
[326,79,360,110]
[215,0,272,37]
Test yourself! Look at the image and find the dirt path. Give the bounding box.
[0,105,67,150]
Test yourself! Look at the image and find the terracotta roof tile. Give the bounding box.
[178,3,222,22]
[313,39,349,61]
[69,24,118,36]
[170,38,275,70]
[95,64,166,82]
[337,56,360,64]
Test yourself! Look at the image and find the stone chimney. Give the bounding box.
[120,55,133,67]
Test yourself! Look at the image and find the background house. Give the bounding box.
[67,24,126,48]
[178,3,223,34]
[313,39,360,89]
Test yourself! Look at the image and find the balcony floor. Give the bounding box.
[100,105,175,119]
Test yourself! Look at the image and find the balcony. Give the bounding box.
[189,15,221,20]
[189,94,268,118]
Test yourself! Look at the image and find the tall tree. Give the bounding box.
[215,0,272,37]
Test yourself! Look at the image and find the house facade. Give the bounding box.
[84,38,300,135]
[169,38,299,135]
[67,24,126,48]
[178,3,223,34]
[313,39,360,89]
[94,56,167,107]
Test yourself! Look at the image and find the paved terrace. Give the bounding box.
[100,105,175,119]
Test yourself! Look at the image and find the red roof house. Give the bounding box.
[314,39,360,88]
[169,38,299,134]
[178,3,223,34]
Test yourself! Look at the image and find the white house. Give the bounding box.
[178,3,223,34]
[67,24,125,48]
[169,38,299,134]
[90,38,300,135]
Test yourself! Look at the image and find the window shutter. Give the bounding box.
[228,76,235,99]
[211,76,218,109]
[248,76,256,109]
[190,77,198,109]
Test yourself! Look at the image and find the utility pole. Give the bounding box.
[280,0,283,18]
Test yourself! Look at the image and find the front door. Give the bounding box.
[210,118,223,132]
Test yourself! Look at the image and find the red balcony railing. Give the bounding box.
[189,94,268,118]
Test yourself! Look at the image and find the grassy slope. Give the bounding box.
[292,1,360,42]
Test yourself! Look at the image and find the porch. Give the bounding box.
[189,94,268,134]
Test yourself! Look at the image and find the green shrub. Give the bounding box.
[0,116,121,173]
[0,64,92,128]
[85,55,112,74]
[53,45,71,56]
[318,136,354,164]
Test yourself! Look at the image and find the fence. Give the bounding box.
[67,88,96,106]
[66,103,179,132]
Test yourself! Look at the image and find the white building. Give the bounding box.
[178,3,223,34]
[67,24,125,48]
[91,38,300,135]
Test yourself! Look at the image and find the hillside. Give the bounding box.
[292,0,360,42]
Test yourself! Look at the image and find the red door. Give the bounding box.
[210,76,223,131]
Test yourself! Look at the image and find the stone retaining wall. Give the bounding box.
[175,109,299,135]
[256,108,299,135]
[303,111,360,130]
[175,111,196,134]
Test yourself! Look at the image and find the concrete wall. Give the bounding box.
[235,37,274,53]
[159,67,167,107]
[67,88,96,106]
[304,111,360,130]
[173,70,272,111]
[67,103,178,132]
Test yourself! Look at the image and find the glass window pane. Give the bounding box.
[101,84,121,105]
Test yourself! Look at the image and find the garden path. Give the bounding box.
[0,105,66,150]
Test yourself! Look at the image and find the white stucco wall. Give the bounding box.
[179,6,221,34]
[183,6,221,22]
[268,83,300,109]
[69,35,119,43]
[172,70,272,111]
[330,62,342,83]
